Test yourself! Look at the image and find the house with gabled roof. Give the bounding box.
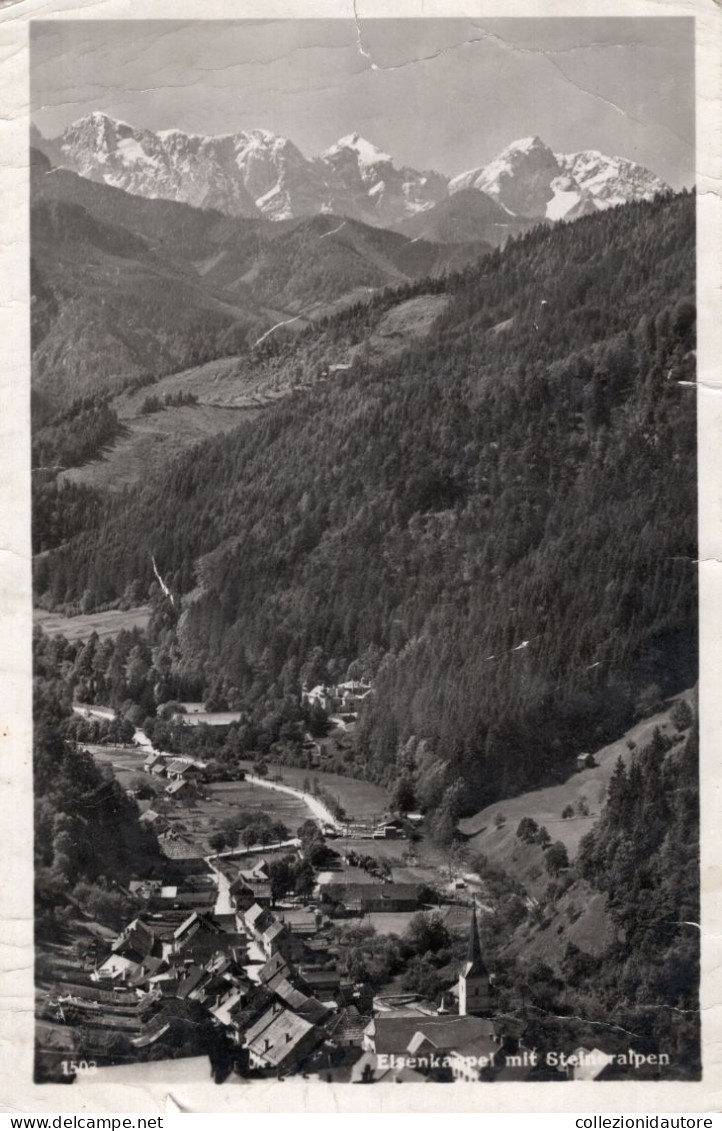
[165,778,196,801]
[110,919,159,964]
[144,752,168,775]
[323,882,422,914]
[276,908,320,936]
[169,912,230,963]
[350,1051,426,1084]
[157,831,205,869]
[269,977,331,1023]
[229,875,273,910]
[175,964,210,1002]
[257,952,292,987]
[173,912,221,943]
[363,1014,498,1058]
[165,758,205,782]
[138,810,169,833]
[242,903,275,939]
[244,1003,323,1073]
[261,919,289,958]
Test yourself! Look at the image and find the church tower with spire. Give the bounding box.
[458,904,491,1016]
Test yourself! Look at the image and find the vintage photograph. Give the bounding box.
[28,17,699,1089]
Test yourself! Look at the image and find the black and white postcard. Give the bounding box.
[1,0,721,1115]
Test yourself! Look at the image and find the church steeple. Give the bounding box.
[458,903,491,1016]
[463,905,488,978]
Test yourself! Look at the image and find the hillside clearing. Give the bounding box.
[60,402,257,493]
[33,605,151,641]
[459,689,696,886]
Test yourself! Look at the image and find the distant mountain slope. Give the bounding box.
[36,115,669,230]
[31,194,268,409]
[55,291,452,494]
[497,706,700,1077]
[219,214,489,313]
[394,188,539,245]
[31,158,488,409]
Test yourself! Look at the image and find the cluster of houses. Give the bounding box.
[47,824,626,1085]
[59,888,625,1084]
[47,866,545,1084]
[142,752,207,801]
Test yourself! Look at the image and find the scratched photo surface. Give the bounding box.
[29,18,698,1087]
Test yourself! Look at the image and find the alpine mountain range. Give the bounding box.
[31,113,669,235]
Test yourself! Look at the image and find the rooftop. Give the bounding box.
[245,1004,319,1068]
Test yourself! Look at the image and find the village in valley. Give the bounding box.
[34,674,618,1088]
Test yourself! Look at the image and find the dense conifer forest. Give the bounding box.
[33,719,162,941]
[488,716,700,1077]
[34,193,696,817]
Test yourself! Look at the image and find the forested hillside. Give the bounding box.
[572,720,700,1072]
[33,716,162,940]
[34,192,696,812]
[491,716,700,1077]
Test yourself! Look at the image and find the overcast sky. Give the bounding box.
[30,18,694,187]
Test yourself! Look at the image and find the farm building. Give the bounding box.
[138,810,169,833]
[144,752,167,775]
[157,831,206,871]
[323,883,422,914]
[165,759,205,783]
[229,875,273,910]
[165,779,196,801]
[297,967,341,996]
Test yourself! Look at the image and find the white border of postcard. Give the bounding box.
[1,0,720,1115]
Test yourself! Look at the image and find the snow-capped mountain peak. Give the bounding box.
[449,136,559,218]
[324,133,393,167]
[555,149,668,209]
[499,135,547,155]
[69,110,130,131]
[319,133,448,223]
[450,136,668,221]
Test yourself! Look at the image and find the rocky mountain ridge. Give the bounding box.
[33,116,669,230]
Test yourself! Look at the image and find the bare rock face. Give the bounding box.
[320,134,448,226]
[450,136,561,217]
[555,149,669,210]
[450,136,668,220]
